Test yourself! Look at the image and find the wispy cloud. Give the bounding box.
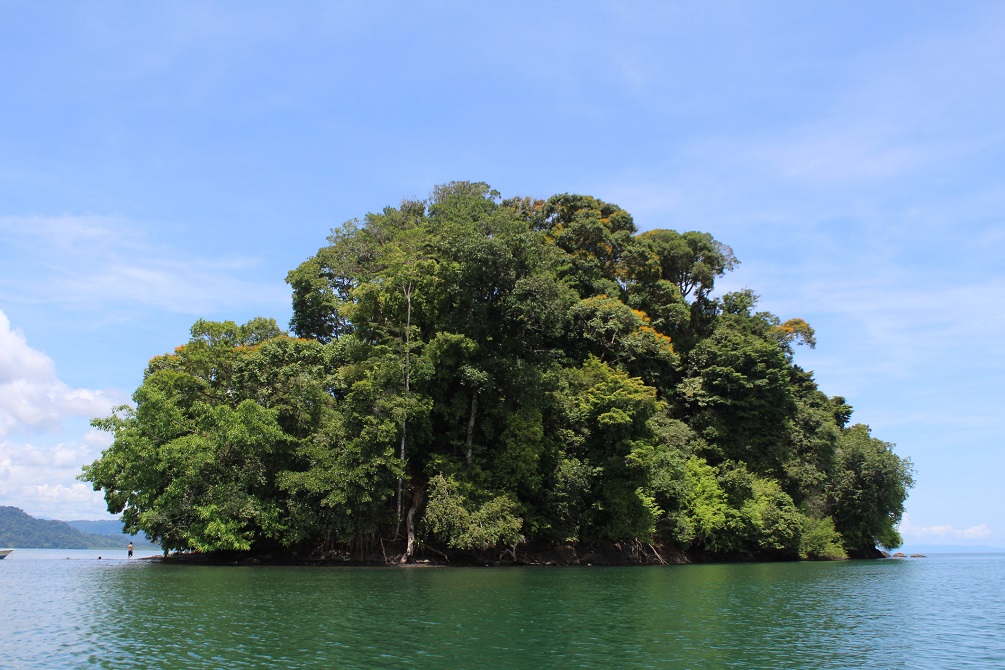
[901,514,992,541]
[0,214,288,320]
[755,8,1005,186]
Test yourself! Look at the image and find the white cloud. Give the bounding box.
[0,310,118,437]
[0,310,118,518]
[18,482,108,520]
[799,275,1005,371]
[0,435,112,520]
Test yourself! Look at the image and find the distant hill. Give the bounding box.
[64,519,157,549]
[0,506,144,549]
[897,543,1005,554]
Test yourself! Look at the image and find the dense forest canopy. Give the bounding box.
[82,182,913,562]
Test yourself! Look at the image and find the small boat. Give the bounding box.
[0,549,12,559]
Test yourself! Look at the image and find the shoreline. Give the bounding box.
[145,542,879,568]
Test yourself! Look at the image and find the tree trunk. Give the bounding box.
[400,486,424,563]
[397,281,413,525]
[466,390,478,466]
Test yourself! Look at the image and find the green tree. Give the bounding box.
[830,424,914,553]
[547,358,663,542]
[677,326,795,474]
[423,469,524,555]
[536,193,639,298]
[635,229,738,303]
[276,342,411,552]
[630,229,739,348]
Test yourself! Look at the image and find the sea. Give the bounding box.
[1,548,1002,668]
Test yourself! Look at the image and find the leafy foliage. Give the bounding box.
[82,182,912,560]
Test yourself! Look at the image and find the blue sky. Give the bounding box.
[1,2,1002,547]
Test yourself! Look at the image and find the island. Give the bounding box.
[80,182,913,565]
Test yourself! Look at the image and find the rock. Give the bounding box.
[892,552,907,557]
[848,546,888,559]
[910,553,927,558]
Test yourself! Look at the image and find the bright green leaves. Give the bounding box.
[737,476,804,554]
[558,357,661,450]
[548,358,663,542]
[82,321,327,552]
[81,405,158,536]
[798,516,846,560]
[676,457,730,550]
[424,472,524,552]
[664,457,844,559]
[158,400,288,552]
[83,390,291,552]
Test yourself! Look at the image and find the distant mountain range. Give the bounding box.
[896,543,1005,554]
[0,506,156,549]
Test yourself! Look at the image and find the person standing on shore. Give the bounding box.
[127,542,133,558]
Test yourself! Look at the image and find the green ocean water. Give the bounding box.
[1,550,1002,668]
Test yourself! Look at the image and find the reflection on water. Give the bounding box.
[1,551,1003,668]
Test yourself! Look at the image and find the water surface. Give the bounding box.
[1,550,1001,668]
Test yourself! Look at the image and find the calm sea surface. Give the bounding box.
[1,549,1002,669]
